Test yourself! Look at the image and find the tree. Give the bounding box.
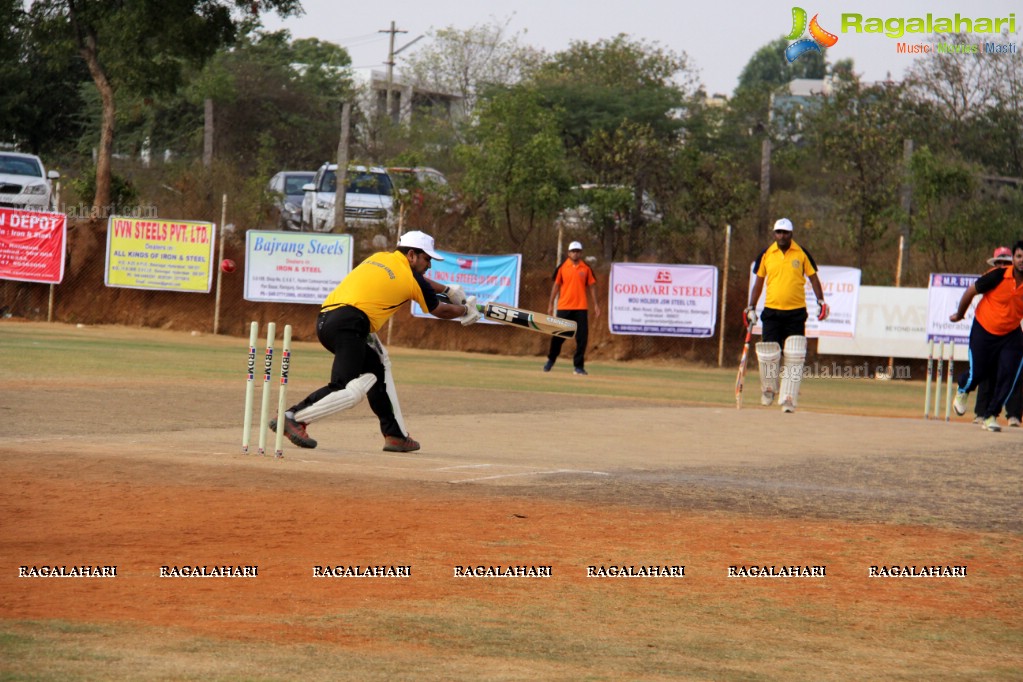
[0,0,88,156]
[455,86,569,250]
[529,35,699,258]
[799,77,912,270]
[31,0,299,212]
[399,18,544,123]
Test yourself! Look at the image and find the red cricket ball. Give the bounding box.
[221,258,236,273]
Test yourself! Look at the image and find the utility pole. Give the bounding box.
[380,21,407,124]
[379,21,422,125]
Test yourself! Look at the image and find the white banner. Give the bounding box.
[817,286,968,361]
[748,264,860,338]
[608,263,718,337]
[926,273,977,345]
[243,231,354,304]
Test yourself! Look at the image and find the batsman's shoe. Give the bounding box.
[574,367,589,376]
[972,415,984,424]
[981,416,1001,432]
[270,414,317,449]
[761,389,775,406]
[383,435,421,453]
[952,390,968,416]
[1008,417,1021,428]
[542,360,554,372]
[780,396,795,413]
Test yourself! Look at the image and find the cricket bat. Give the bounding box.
[479,302,577,338]
[735,326,752,410]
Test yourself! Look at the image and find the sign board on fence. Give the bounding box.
[0,207,67,284]
[105,216,215,292]
[411,251,522,320]
[608,263,718,337]
[748,264,861,338]
[243,231,354,304]
[926,273,978,345]
[817,286,968,361]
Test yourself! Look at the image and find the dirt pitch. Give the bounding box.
[1,322,1021,681]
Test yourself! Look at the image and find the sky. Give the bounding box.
[261,0,1019,97]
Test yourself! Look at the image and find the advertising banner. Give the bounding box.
[0,208,67,284]
[243,231,354,304]
[412,251,522,319]
[105,216,215,292]
[925,273,978,345]
[608,263,718,337]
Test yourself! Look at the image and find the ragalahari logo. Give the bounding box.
[785,7,839,62]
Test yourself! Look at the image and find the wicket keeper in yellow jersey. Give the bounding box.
[272,231,480,452]
[744,218,829,413]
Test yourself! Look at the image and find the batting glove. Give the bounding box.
[743,306,758,328]
[817,300,830,322]
[459,296,481,326]
[443,284,467,306]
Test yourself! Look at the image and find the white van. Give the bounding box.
[301,164,395,231]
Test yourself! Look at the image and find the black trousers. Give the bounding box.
[974,378,1023,419]
[288,306,403,437]
[958,321,1023,420]
[760,307,808,347]
[547,309,589,370]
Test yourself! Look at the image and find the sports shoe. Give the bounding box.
[780,396,795,413]
[269,414,317,449]
[981,416,1001,432]
[1008,417,1021,428]
[952,390,968,416]
[761,389,775,406]
[542,360,554,372]
[383,435,421,452]
[972,416,984,424]
[574,367,588,376]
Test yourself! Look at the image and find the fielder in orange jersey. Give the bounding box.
[544,240,600,376]
[950,241,1023,433]
[272,230,480,452]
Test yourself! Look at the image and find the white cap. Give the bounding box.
[773,218,794,232]
[397,230,444,261]
[568,241,583,251]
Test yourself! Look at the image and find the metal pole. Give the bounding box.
[213,193,227,334]
[718,224,732,367]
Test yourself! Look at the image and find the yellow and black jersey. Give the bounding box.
[754,241,818,310]
[321,250,437,332]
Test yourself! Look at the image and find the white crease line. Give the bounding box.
[433,463,494,471]
[449,468,611,484]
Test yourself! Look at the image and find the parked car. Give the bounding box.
[0,151,60,211]
[267,170,315,230]
[556,184,661,231]
[301,164,395,232]
[387,166,455,224]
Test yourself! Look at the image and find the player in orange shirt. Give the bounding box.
[544,241,600,375]
[950,241,1023,432]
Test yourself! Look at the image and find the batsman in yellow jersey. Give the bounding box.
[272,231,480,452]
[744,218,829,414]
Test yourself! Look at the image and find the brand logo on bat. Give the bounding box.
[486,305,522,322]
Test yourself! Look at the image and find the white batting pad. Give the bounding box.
[366,334,407,436]
[756,342,781,405]
[780,335,808,411]
[294,373,377,424]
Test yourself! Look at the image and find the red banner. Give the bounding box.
[0,208,67,284]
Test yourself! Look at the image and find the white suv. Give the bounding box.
[301,164,395,231]
[0,151,60,211]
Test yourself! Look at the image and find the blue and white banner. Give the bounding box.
[243,231,353,304]
[608,263,718,337]
[412,251,522,319]
[926,273,978,344]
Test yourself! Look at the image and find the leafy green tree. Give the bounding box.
[799,77,912,270]
[0,0,88,156]
[31,0,299,212]
[455,86,569,250]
